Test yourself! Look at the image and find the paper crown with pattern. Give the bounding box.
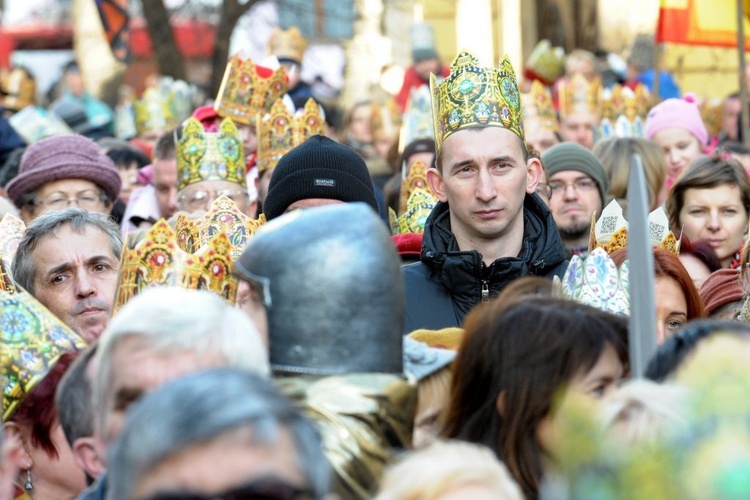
[589,200,680,255]
[389,162,437,235]
[430,50,524,152]
[176,117,246,191]
[701,97,724,138]
[0,67,36,112]
[399,85,435,148]
[1,290,86,420]
[175,195,266,258]
[558,73,602,120]
[599,84,650,139]
[523,39,565,86]
[0,214,26,294]
[559,247,630,316]
[114,219,238,313]
[214,55,288,126]
[371,100,402,142]
[521,80,559,136]
[268,26,307,64]
[256,98,325,173]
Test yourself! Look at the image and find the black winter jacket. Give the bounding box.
[403,193,568,333]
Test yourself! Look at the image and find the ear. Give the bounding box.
[526,157,542,194]
[2,423,31,470]
[495,390,507,418]
[426,167,448,203]
[72,437,106,481]
[0,430,20,500]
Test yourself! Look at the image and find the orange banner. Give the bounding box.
[656,0,750,49]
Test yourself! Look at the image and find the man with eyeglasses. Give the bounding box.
[6,134,121,224]
[541,142,609,258]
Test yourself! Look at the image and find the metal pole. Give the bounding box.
[738,0,750,148]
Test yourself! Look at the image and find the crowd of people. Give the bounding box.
[2,21,750,500]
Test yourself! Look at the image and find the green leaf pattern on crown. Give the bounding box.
[177,117,247,191]
[430,50,524,152]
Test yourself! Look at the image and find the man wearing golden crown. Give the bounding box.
[402,51,568,332]
[268,27,315,110]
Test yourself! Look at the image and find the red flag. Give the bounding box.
[656,0,750,49]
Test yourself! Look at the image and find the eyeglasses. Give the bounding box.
[535,182,552,200]
[144,479,313,500]
[548,179,597,196]
[178,188,248,211]
[34,189,106,210]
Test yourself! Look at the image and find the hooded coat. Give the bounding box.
[403,193,568,333]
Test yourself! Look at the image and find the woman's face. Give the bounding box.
[348,105,373,144]
[24,422,86,497]
[655,276,688,344]
[651,128,703,186]
[678,184,749,266]
[568,344,624,400]
[118,162,142,204]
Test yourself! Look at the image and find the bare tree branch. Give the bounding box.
[141,0,186,80]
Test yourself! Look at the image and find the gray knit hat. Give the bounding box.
[542,142,609,206]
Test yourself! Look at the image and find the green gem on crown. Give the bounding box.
[458,79,474,94]
[188,144,199,155]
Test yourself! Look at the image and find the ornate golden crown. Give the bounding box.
[256,98,325,173]
[371,101,402,142]
[521,80,559,135]
[0,67,36,111]
[175,195,266,258]
[177,117,246,191]
[558,73,602,120]
[599,84,650,138]
[114,219,239,313]
[589,200,680,255]
[214,55,288,126]
[0,214,25,294]
[1,290,86,419]
[399,85,434,148]
[389,161,437,235]
[268,26,308,63]
[524,40,565,86]
[430,50,524,153]
[133,87,178,137]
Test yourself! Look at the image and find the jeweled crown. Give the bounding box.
[558,73,602,119]
[389,161,437,235]
[0,67,36,111]
[268,26,307,63]
[133,87,178,137]
[177,117,246,191]
[521,80,559,135]
[371,101,402,142]
[214,55,288,125]
[256,98,325,173]
[399,85,435,148]
[114,219,239,313]
[430,50,524,153]
[599,84,650,139]
[589,200,680,255]
[524,40,565,86]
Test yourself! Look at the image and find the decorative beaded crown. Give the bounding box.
[589,200,680,255]
[558,73,602,120]
[523,40,565,86]
[256,98,325,173]
[175,195,266,258]
[599,84,650,139]
[268,26,308,63]
[0,214,26,294]
[214,55,288,126]
[559,247,630,316]
[177,117,246,191]
[521,80,559,135]
[389,161,437,235]
[430,50,524,153]
[114,219,239,313]
[1,290,86,420]
[399,85,435,148]
[133,87,178,137]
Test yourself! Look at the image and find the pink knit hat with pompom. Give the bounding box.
[644,93,709,147]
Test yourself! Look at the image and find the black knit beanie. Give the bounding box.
[541,142,609,207]
[263,135,379,220]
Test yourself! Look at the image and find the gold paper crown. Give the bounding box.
[558,73,602,120]
[133,87,178,137]
[268,26,308,63]
[1,290,86,420]
[588,200,680,255]
[524,40,565,86]
[389,161,437,234]
[521,80,559,135]
[399,85,434,149]
[701,97,724,138]
[214,55,288,125]
[256,98,325,173]
[0,68,36,112]
[371,101,402,142]
[430,50,524,152]
[599,84,650,138]
[114,219,239,313]
[177,117,246,191]
[175,195,266,258]
[0,214,25,295]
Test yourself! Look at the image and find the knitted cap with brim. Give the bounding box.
[699,268,745,316]
[541,142,609,207]
[262,135,379,220]
[6,134,122,208]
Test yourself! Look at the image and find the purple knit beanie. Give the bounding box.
[6,134,122,207]
[644,93,709,148]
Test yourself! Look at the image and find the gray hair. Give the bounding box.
[12,208,122,294]
[55,343,98,447]
[94,287,270,434]
[106,369,329,500]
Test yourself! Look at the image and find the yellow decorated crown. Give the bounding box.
[371,101,402,142]
[214,55,288,126]
[701,97,724,138]
[389,161,437,235]
[589,200,680,255]
[521,80,559,136]
[175,195,266,258]
[1,290,86,420]
[0,214,25,294]
[133,87,178,137]
[523,40,565,86]
[430,50,523,153]
[0,67,36,112]
[599,84,650,139]
[399,85,434,149]
[114,219,239,313]
[558,73,602,120]
[256,98,325,173]
[268,26,308,64]
[177,117,246,191]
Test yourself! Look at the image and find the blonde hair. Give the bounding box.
[375,440,523,500]
[413,367,452,449]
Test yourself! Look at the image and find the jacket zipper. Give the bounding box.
[481,280,489,303]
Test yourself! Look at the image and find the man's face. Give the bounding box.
[559,113,597,149]
[427,127,539,248]
[102,337,227,445]
[31,225,119,343]
[547,170,602,244]
[414,58,441,81]
[133,427,308,500]
[153,158,178,219]
[525,129,560,155]
[722,97,742,141]
[178,180,252,216]
[237,123,258,157]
